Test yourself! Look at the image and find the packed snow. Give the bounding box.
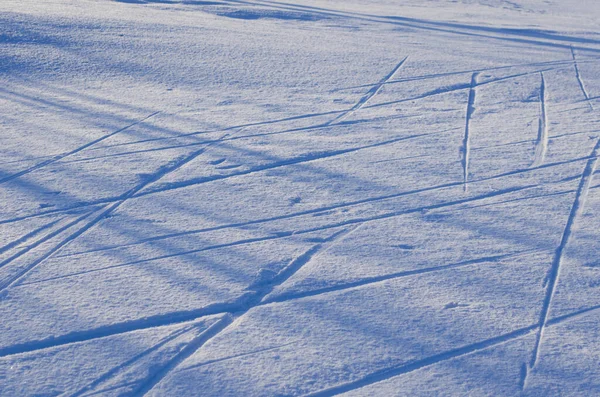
[1,0,600,395]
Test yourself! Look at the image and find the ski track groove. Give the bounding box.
[130,227,353,396]
[522,137,600,390]
[363,67,559,111]
[0,124,442,226]
[0,229,349,355]
[0,134,229,292]
[24,184,542,286]
[462,72,479,191]
[4,6,600,395]
[91,56,407,156]
[73,65,555,159]
[7,124,589,230]
[56,154,592,260]
[68,323,198,397]
[0,208,110,292]
[0,218,62,256]
[306,301,600,397]
[532,72,549,167]
[127,314,233,397]
[136,124,577,199]
[0,301,243,358]
[336,58,594,92]
[124,316,233,397]
[95,109,345,152]
[60,112,422,166]
[262,250,534,304]
[324,56,408,126]
[0,214,92,274]
[0,112,159,185]
[306,326,538,397]
[0,202,108,226]
[571,46,594,110]
[0,67,575,230]
[136,133,429,197]
[3,247,600,366]
[178,340,300,373]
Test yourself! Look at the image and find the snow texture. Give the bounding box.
[1,0,600,395]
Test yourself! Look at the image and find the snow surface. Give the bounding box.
[1,0,600,395]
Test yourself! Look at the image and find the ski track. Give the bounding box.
[0,112,159,185]
[521,137,600,390]
[60,112,421,166]
[68,323,198,397]
[324,56,408,126]
[0,214,92,273]
[129,227,353,396]
[0,208,108,292]
[0,218,62,256]
[462,72,479,191]
[22,184,543,286]
[3,3,600,396]
[531,72,549,167]
[136,132,430,197]
[79,65,557,160]
[55,153,592,261]
[0,133,230,293]
[135,124,581,200]
[336,57,595,92]
[303,300,600,397]
[0,66,572,233]
[0,300,242,358]
[177,341,300,373]
[363,66,560,111]
[571,46,594,110]
[128,316,233,397]
[2,119,590,229]
[63,115,427,165]
[94,109,345,152]
[0,229,350,365]
[261,250,534,304]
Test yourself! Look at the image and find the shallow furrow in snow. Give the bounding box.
[571,46,594,110]
[324,56,408,126]
[522,137,600,389]
[461,72,479,191]
[0,133,230,292]
[531,72,549,167]
[132,227,354,396]
[305,301,600,397]
[0,112,159,185]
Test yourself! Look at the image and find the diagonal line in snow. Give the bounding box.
[324,56,408,126]
[0,111,159,185]
[522,137,600,390]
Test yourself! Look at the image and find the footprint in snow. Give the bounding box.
[289,196,302,206]
[444,302,469,310]
[209,158,226,165]
[217,164,241,170]
[392,244,415,250]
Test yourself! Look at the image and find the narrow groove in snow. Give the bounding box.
[461,72,478,191]
[571,46,594,110]
[531,72,549,167]
[324,56,408,126]
[522,137,600,390]
[0,111,159,185]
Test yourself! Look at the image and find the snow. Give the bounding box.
[1,0,600,395]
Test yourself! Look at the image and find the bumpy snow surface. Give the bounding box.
[1,1,600,395]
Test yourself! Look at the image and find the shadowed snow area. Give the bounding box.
[1,0,600,395]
